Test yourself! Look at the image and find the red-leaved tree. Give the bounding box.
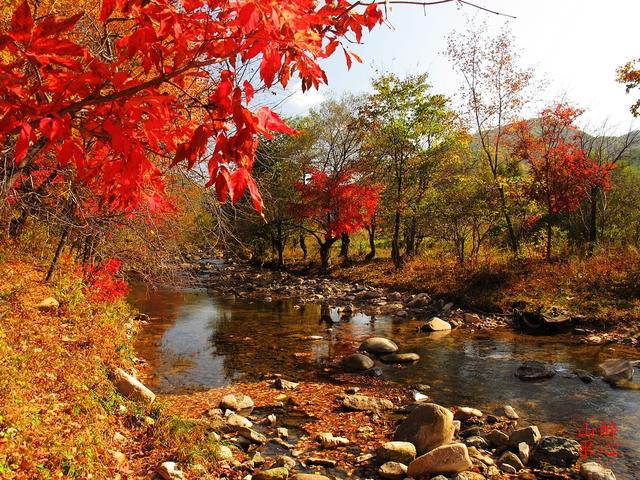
[509,103,613,260]
[0,0,385,215]
[294,169,379,271]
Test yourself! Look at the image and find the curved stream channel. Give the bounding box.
[130,284,640,478]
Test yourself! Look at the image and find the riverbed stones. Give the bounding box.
[226,413,252,429]
[236,426,266,444]
[580,461,616,480]
[253,467,289,480]
[515,360,556,380]
[503,405,519,419]
[407,443,473,476]
[290,475,330,480]
[484,429,509,448]
[508,426,541,448]
[220,393,254,411]
[341,353,374,371]
[112,368,155,404]
[422,317,452,332]
[464,436,488,449]
[306,457,337,468]
[531,435,580,468]
[454,472,486,480]
[378,461,407,480]
[157,462,185,480]
[380,352,420,363]
[498,451,524,471]
[216,445,234,461]
[455,406,483,420]
[316,432,349,448]
[518,442,530,464]
[394,403,455,455]
[273,455,296,470]
[342,394,394,413]
[598,358,634,384]
[376,441,416,465]
[359,337,398,354]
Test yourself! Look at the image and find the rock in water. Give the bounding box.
[253,467,289,480]
[359,337,399,354]
[342,394,394,413]
[380,352,420,363]
[394,403,455,455]
[376,441,417,465]
[407,443,473,476]
[580,461,616,480]
[598,358,634,385]
[157,462,185,480]
[112,368,155,404]
[341,353,374,371]
[378,461,408,480]
[220,393,254,411]
[503,405,519,419]
[515,361,556,380]
[421,317,452,332]
[531,436,580,468]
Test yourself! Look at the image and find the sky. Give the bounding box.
[276,0,640,135]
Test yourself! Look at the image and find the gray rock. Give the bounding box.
[226,413,252,429]
[508,426,541,448]
[498,451,524,471]
[236,426,266,444]
[274,378,299,391]
[220,393,254,411]
[531,435,580,468]
[376,441,416,465]
[407,443,473,476]
[454,472,486,480]
[290,475,330,480]
[112,368,156,404]
[515,361,556,380]
[305,458,337,468]
[518,442,530,464]
[216,445,234,461]
[422,317,452,332]
[580,461,616,480]
[464,436,488,449]
[273,455,296,470]
[380,352,420,363]
[394,403,455,455]
[503,405,519,419]
[455,407,483,420]
[315,432,349,448]
[500,463,516,474]
[485,429,509,448]
[378,461,408,480]
[343,394,394,413]
[359,337,399,354]
[157,462,185,480]
[253,467,289,480]
[598,359,634,384]
[341,353,374,371]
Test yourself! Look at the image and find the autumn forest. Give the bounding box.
[1,1,640,479]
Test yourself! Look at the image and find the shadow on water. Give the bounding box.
[129,284,640,478]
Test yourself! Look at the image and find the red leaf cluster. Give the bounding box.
[82,258,129,303]
[0,0,383,214]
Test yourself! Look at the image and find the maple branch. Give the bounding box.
[368,0,516,19]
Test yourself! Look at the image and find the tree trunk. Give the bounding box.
[546,218,552,262]
[587,184,599,254]
[391,208,403,268]
[299,234,307,259]
[319,242,332,273]
[404,217,417,257]
[498,185,519,254]
[45,227,69,282]
[275,222,284,268]
[339,232,350,264]
[365,219,376,262]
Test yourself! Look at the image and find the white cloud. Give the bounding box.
[287,81,326,110]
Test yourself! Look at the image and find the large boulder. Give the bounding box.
[376,441,417,465]
[407,443,473,476]
[380,352,420,364]
[359,337,398,354]
[343,394,394,413]
[421,317,452,332]
[531,436,581,468]
[515,361,556,380]
[394,403,455,455]
[598,359,634,385]
[220,393,254,411]
[580,461,616,480]
[508,426,541,448]
[112,368,155,404]
[341,353,374,371]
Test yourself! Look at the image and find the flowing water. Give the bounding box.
[129,284,640,478]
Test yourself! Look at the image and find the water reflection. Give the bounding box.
[130,285,640,478]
